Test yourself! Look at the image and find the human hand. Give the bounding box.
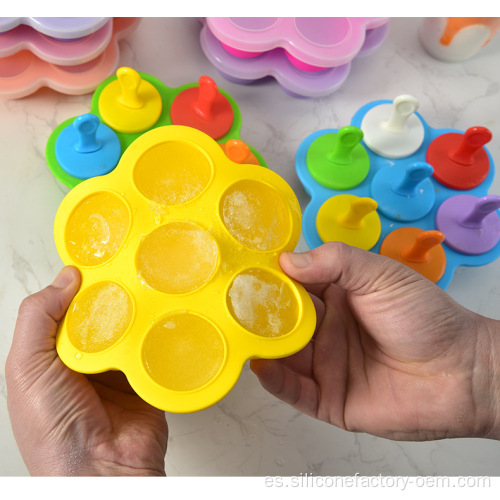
[251,242,500,441]
[5,266,168,476]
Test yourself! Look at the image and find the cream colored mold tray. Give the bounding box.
[54,125,316,413]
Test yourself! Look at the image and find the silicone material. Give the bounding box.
[206,17,390,67]
[55,114,121,180]
[316,195,381,250]
[46,68,266,189]
[0,17,110,39]
[380,227,446,283]
[54,125,316,413]
[361,95,425,159]
[296,96,499,289]
[170,75,234,139]
[306,126,369,190]
[370,162,435,221]
[436,194,500,255]
[218,26,389,71]
[200,22,389,98]
[200,25,351,98]
[99,66,163,134]
[0,19,114,65]
[220,139,260,165]
[427,127,492,189]
[0,18,140,99]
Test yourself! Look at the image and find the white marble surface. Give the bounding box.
[1,17,500,477]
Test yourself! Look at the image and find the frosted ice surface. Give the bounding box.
[228,272,292,337]
[222,189,286,251]
[69,282,132,352]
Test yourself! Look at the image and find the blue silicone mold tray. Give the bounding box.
[297,96,500,289]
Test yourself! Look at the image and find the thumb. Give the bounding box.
[280,241,421,295]
[7,266,81,368]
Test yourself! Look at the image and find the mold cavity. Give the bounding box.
[133,140,212,205]
[0,51,33,78]
[65,191,129,267]
[142,313,225,392]
[136,221,218,294]
[54,57,101,74]
[220,180,290,251]
[66,281,133,353]
[294,17,349,46]
[227,268,298,337]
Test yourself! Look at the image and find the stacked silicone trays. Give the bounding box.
[54,125,316,413]
[0,18,140,99]
[46,66,265,189]
[296,94,500,289]
[200,17,390,98]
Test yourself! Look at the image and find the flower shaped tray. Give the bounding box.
[0,18,117,65]
[200,22,389,98]
[296,96,500,289]
[0,18,140,99]
[54,125,316,413]
[205,17,389,68]
[46,67,265,189]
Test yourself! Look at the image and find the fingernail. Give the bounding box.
[286,251,312,268]
[52,267,76,289]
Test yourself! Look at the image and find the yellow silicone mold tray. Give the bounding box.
[54,125,316,413]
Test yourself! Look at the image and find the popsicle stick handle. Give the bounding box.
[384,94,419,133]
[393,162,433,196]
[449,126,492,165]
[193,75,218,120]
[327,126,363,165]
[338,197,378,229]
[460,194,500,228]
[117,67,144,110]
[73,114,101,153]
[225,139,250,164]
[401,230,445,263]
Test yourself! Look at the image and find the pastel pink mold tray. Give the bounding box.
[200,23,388,98]
[0,18,118,65]
[0,18,140,99]
[205,17,390,68]
[0,17,110,39]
